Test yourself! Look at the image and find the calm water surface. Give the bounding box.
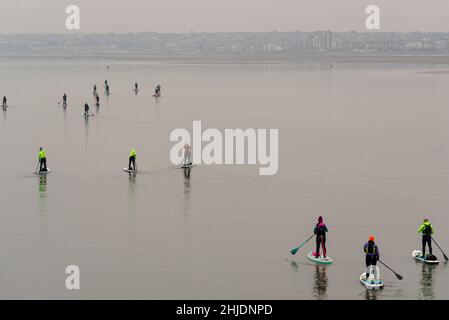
[0,57,448,299]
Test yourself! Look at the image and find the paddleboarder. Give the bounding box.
[183,143,192,166]
[314,216,328,258]
[155,84,161,97]
[93,84,97,96]
[134,83,139,93]
[95,94,100,107]
[418,219,435,257]
[62,93,67,105]
[128,148,137,171]
[364,236,380,280]
[84,102,90,116]
[2,96,7,107]
[38,147,48,172]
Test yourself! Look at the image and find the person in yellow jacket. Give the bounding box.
[38,147,48,172]
[128,148,137,171]
[418,219,435,257]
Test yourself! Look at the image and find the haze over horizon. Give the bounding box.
[0,0,448,34]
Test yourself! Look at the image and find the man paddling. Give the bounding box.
[63,93,67,106]
[134,83,139,93]
[95,94,100,107]
[418,219,435,257]
[93,84,97,96]
[128,149,137,171]
[2,96,7,107]
[364,236,380,281]
[38,147,48,172]
[314,216,328,258]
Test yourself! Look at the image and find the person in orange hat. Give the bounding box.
[364,235,380,279]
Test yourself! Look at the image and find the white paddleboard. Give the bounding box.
[124,168,137,173]
[360,273,384,290]
[412,250,439,264]
[307,251,333,265]
[36,168,50,175]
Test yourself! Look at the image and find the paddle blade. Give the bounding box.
[443,254,448,261]
[395,273,404,280]
[290,248,299,255]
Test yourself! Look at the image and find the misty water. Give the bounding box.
[0,57,448,299]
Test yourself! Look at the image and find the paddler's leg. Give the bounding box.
[43,158,47,171]
[315,236,321,257]
[422,236,427,256]
[365,256,371,279]
[128,156,133,170]
[322,236,327,258]
[427,236,432,255]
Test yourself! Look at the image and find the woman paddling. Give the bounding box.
[314,216,328,258]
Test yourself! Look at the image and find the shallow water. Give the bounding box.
[0,57,448,299]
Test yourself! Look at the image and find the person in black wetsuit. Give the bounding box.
[314,216,328,258]
[364,236,379,279]
[84,102,90,116]
[2,96,7,107]
[63,93,67,106]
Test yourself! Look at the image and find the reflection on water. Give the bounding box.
[312,265,328,300]
[364,289,378,301]
[127,172,137,220]
[418,264,435,300]
[183,176,191,215]
[37,175,48,231]
[84,116,89,150]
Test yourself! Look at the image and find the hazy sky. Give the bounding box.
[0,0,448,33]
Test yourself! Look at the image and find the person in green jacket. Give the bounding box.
[128,149,137,171]
[38,147,48,172]
[418,219,434,257]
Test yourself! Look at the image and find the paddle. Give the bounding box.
[291,234,314,255]
[432,237,449,261]
[35,161,40,174]
[378,259,403,280]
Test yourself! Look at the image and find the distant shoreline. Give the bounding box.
[2,53,449,65]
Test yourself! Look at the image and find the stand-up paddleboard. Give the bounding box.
[181,163,193,169]
[152,94,161,98]
[360,272,384,290]
[81,113,94,117]
[36,168,50,175]
[123,168,137,173]
[307,251,333,265]
[413,250,439,264]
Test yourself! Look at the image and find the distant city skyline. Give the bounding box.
[2,31,449,56]
[0,1,448,34]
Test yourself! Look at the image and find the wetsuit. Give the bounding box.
[84,103,89,115]
[364,241,379,278]
[418,222,434,256]
[63,94,67,105]
[314,222,328,258]
[2,96,6,107]
[96,95,100,106]
[129,149,136,171]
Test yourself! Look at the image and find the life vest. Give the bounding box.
[365,241,377,256]
[39,150,46,159]
[422,223,432,235]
